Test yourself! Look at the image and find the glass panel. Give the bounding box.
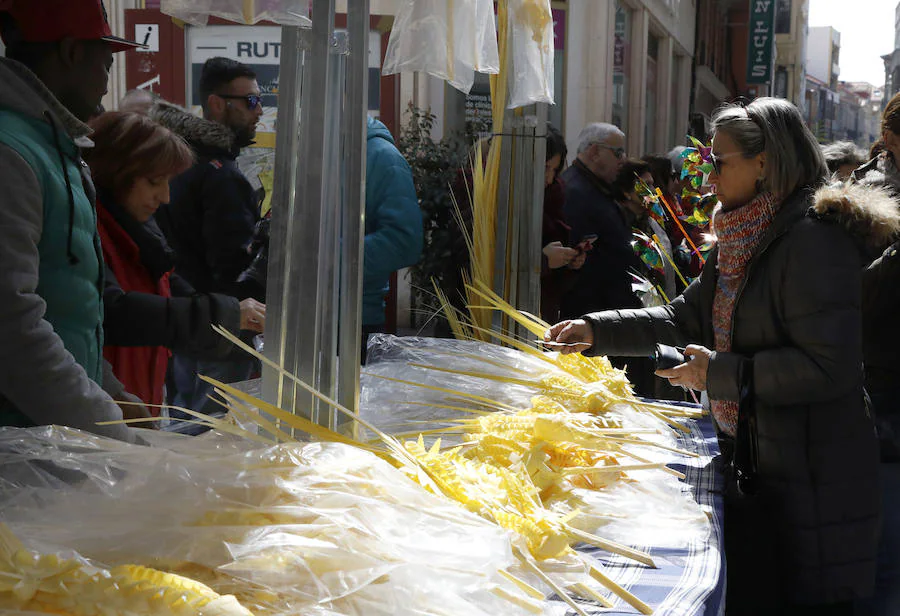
[612,2,631,133]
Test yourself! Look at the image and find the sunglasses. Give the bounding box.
[709,152,741,175]
[595,143,626,159]
[217,94,264,110]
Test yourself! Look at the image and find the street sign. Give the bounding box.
[747,0,776,84]
[135,24,160,53]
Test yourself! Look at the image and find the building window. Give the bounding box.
[774,66,788,99]
[775,0,792,34]
[612,1,631,134]
[670,54,682,148]
[645,34,660,152]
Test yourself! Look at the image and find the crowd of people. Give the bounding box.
[0,0,421,436]
[2,1,900,615]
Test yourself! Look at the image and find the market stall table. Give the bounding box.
[563,413,725,616]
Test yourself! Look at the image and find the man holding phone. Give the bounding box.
[560,123,641,319]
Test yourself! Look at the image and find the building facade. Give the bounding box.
[773,0,809,110]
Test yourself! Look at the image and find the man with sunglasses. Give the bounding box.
[559,123,649,391]
[152,57,266,414]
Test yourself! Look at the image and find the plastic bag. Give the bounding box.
[382,0,500,94]
[160,0,310,27]
[507,0,555,108]
[0,426,537,616]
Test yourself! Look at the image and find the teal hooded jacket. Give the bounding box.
[0,58,134,441]
[363,118,423,326]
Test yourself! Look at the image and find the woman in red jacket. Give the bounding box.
[84,111,265,410]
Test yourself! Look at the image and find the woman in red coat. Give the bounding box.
[85,112,265,410]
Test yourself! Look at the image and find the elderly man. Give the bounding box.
[560,123,639,318]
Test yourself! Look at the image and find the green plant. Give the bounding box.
[398,104,479,330]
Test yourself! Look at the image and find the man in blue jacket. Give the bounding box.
[362,117,423,362]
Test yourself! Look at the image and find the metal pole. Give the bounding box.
[336,0,369,423]
[281,0,337,425]
[262,26,306,420]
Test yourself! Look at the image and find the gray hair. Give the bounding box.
[576,123,625,155]
[821,141,866,174]
[710,97,827,197]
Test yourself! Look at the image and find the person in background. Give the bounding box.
[560,123,635,317]
[642,154,681,209]
[822,140,866,180]
[0,0,147,441]
[850,90,900,616]
[362,116,423,362]
[561,124,654,395]
[151,57,266,413]
[540,125,584,324]
[611,158,677,303]
[84,111,265,410]
[547,98,880,615]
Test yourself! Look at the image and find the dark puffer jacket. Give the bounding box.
[150,101,264,302]
[581,187,880,605]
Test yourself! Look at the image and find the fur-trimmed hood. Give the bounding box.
[149,100,237,156]
[811,181,900,256]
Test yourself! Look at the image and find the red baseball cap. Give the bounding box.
[0,0,144,53]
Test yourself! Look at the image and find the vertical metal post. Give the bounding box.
[336,0,369,423]
[263,26,306,418]
[280,0,337,425]
[517,104,547,335]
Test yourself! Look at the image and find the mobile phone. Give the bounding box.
[576,234,598,253]
[654,344,686,371]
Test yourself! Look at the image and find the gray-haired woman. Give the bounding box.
[545,98,881,614]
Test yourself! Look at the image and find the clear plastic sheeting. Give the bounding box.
[507,0,555,108]
[0,426,542,616]
[160,0,311,27]
[361,335,710,549]
[382,0,500,94]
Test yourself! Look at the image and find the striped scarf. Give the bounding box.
[710,192,779,436]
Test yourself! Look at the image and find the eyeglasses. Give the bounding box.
[595,143,626,159]
[709,152,742,175]
[217,94,264,110]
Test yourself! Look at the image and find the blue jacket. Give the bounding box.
[363,118,422,326]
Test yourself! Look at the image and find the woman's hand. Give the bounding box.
[543,319,594,354]
[655,344,712,391]
[543,241,579,269]
[240,298,267,333]
[568,250,586,270]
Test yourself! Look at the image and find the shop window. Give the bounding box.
[612,1,631,134]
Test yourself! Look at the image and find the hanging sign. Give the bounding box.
[747,0,776,84]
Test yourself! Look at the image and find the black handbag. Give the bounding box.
[727,359,759,500]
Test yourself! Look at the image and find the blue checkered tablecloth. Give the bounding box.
[560,414,726,616]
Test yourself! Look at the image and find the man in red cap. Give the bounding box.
[0,0,148,441]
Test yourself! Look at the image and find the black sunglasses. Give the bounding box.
[709,152,740,175]
[217,94,264,110]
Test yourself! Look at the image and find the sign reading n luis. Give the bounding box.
[746,0,776,84]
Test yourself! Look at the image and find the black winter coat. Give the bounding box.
[100,196,241,360]
[582,188,879,606]
[560,160,641,319]
[151,101,264,302]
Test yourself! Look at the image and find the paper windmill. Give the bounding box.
[631,229,666,279]
[680,135,714,190]
[633,176,668,228]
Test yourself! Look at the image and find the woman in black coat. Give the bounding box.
[545,98,880,615]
